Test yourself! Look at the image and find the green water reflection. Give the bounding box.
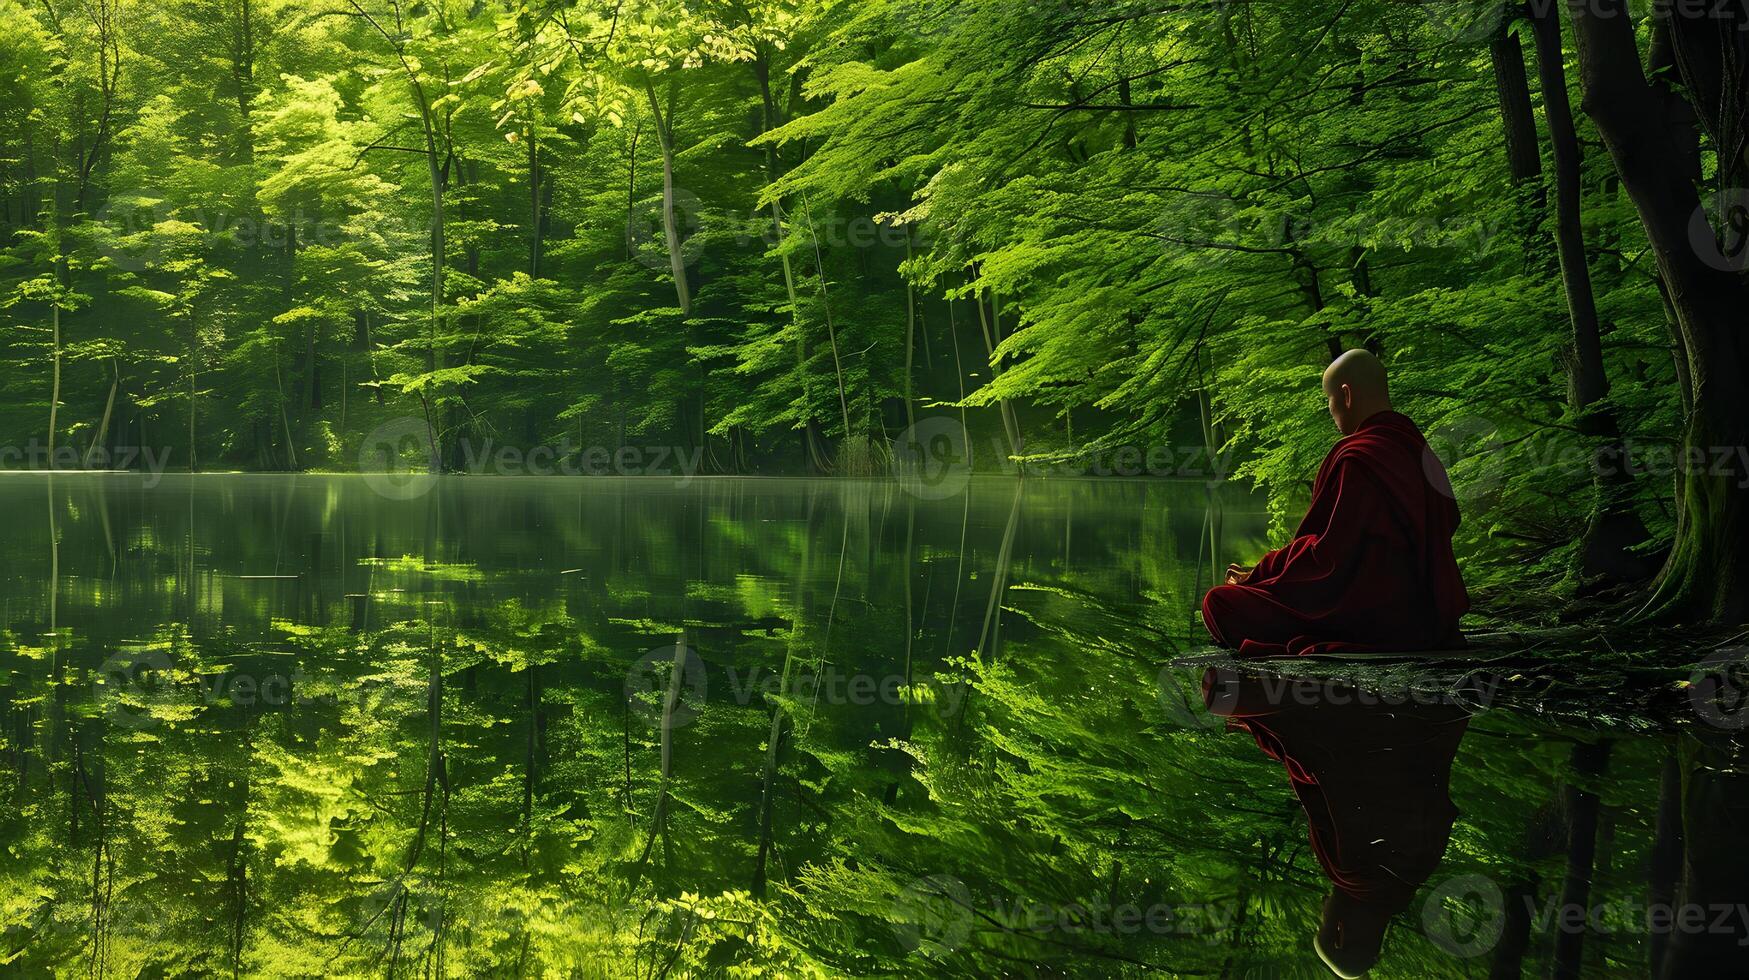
[1,474,1743,977]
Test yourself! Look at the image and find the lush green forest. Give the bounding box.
[1,0,1747,621]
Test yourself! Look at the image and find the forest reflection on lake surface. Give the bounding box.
[1,474,1745,978]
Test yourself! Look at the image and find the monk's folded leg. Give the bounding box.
[1201,585,1305,650]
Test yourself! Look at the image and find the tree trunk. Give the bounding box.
[418,89,446,473]
[643,78,691,315]
[528,123,541,277]
[1553,740,1611,980]
[752,50,813,467]
[1528,1,1653,584]
[625,121,641,260]
[1648,749,1682,976]
[974,284,1023,466]
[1658,735,1749,978]
[84,359,119,469]
[48,304,61,461]
[903,228,917,435]
[1492,4,1542,185]
[1490,1,1548,264]
[190,318,199,473]
[800,193,853,448]
[1565,0,1749,622]
[274,348,298,470]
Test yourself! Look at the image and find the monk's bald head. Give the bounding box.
[1322,349,1392,435]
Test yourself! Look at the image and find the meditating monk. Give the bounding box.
[1202,350,1469,656]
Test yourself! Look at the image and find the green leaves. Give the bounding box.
[384,364,497,395]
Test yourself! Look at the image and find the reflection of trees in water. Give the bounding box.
[2,476,1736,975]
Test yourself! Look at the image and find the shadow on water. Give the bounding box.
[0,474,1744,977]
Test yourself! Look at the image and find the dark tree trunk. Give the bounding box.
[1491,2,1550,269]
[1658,735,1749,978]
[1529,1,1654,585]
[1492,6,1542,184]
[1492,796,1563,979]
[1553,740,1612,980]
[1565,0,1749,622]
[1647,749,1683,976]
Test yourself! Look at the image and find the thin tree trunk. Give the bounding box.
[1553,740,1612,980]
[631,635,687,888]
[974,284,1022,466]
[752,52,814,468]
[1490,2,1548,264]
[626,121,641,260]
[348,1,449,472]
[903,228,917,435]
[423,134,445,471]
[528,123,541,276]
[948,294,973,471]
[800,193,852,445]
[1648,749,1682,976]
[48,305,61,460]
[302,321,318,418]
[753,514,812,896]
[643,78,690,315]
[273,348,298,470]
[84,359,119,469]
[1528,2,1653,583]
[189,312,199,473]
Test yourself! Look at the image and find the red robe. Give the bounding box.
[1202,411,1468,656]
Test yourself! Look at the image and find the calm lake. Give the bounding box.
[1,474,1743,977]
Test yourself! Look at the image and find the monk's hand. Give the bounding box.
[1225,563,1254,586]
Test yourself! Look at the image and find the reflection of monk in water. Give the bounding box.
[1204,669,1470,978]
[1201,350,1469,656]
